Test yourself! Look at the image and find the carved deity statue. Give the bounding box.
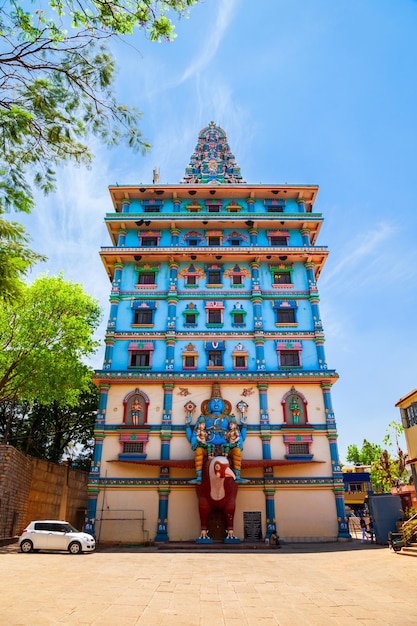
[185,384,247,483]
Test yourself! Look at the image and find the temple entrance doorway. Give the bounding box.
[207,510,227,542]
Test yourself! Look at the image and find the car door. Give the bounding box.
[46,523,69,550]
[32,523,51,549]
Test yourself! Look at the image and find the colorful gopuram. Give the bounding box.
[87,122,349,543]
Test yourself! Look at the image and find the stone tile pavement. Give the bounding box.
[0,540,416,625]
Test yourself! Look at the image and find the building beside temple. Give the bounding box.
[87,122,349,543]
[395,389,417,511]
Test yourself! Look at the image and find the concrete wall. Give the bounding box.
[0,445,88,539]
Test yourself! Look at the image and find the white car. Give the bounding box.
[19,520,95,554]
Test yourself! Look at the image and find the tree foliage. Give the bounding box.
[346,422,409,493]
[0,0,196,213]
[0,215,46,301]
[346,439,383,466]
[0,274,101,414]
[0,381,99,467]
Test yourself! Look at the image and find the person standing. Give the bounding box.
[360,516,367,543]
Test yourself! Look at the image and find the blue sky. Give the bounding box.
[19,0,417,462]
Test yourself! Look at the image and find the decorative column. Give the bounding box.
[300,228,310,246]
[121,198,130,213]
[297,198,306,212]
[254,336,266,371]
[258,383,271,459]
[172,198,181,213]
[160,383,174,459]
[249,227,258,245]
[155,484,170,542]
[251,295,264,331]
[314,334,327,370]
[264,481,277,540]
[85,384,109,535]
[246,198,255,213]
[103,338,114,370]
[168,260,179,292]
[250,261,260,290]
[170,228,180,246]
[167,296,178,331]
[165,336,176,371]
[107,295,119,331]
[112,262,123,291]
[155,384,174,542]
[117,228,127,247]
[321,382,351,540]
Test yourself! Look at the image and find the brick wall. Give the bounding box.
[0,445,88,539]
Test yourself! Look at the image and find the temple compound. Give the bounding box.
[87,122,349,543]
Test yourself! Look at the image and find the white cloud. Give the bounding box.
[178,0,239,84]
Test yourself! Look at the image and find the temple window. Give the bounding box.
[183,303,199,327]
[205,341,225,369]
[231,303,247,327]
[206,264,223,287]
[283,434,312,459]
[268,230,289,246]
[139,231,161,247]
[274,271,291,285]
[276,342,302,369]
[184,231,204,246]
[137,272,155,285]
[186,274,197,286]
[182,343,198,370]
[206,230,223,246]
[270,264,293,288]
[232,343,248,370]
[131,301,157,327]
[273,300,297,326]
[135,265,159,288]
[134,309,153,325]
[265,199,285,213]
[128,342,154,369]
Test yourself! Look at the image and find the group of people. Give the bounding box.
[359,516,375,543]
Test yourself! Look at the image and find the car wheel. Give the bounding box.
[68,541,82,554]
[20,539,33,553]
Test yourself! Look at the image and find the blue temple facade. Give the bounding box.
[87,122,349,543]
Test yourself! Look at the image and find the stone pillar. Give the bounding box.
[121,198,130,213]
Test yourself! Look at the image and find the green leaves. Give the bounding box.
[0,0,196,213]
[0,215,46,299]
[0,273,102,405]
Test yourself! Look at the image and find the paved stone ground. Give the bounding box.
[1,540,416,625]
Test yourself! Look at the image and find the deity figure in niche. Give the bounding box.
[130,397,142,425]
[185,383,247,483]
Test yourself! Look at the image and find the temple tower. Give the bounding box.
[87,122,349,543]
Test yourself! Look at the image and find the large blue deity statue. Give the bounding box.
[185,384,247,483]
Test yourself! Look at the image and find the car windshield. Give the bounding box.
[64,523,80,533]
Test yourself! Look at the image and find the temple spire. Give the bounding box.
[182,121,245,184]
